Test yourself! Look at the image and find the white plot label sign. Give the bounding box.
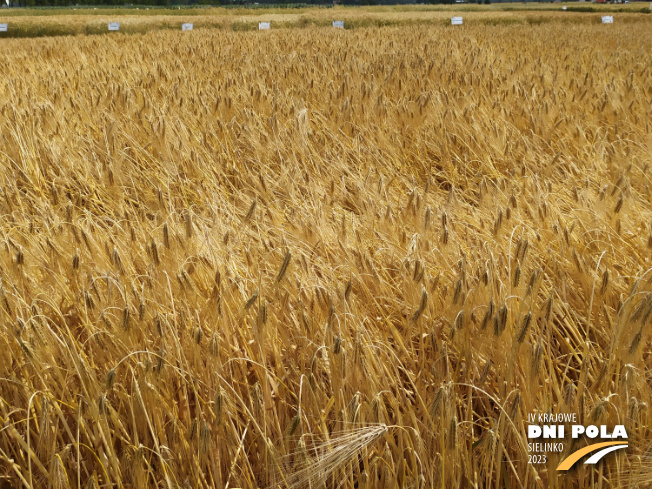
[333,20,344,29]
[0,23,7,32]
[108,22,120,31]
[182,23,193,31]
[601,15,613,23]
[259,22,270,30]
[451,17,463,25]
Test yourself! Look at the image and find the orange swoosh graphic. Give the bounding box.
[557,441,628,471]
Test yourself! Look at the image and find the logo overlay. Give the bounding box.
[526,412,628,470]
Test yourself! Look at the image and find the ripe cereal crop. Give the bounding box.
[0,17,651,489]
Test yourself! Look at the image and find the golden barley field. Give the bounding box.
[0,17,651,489]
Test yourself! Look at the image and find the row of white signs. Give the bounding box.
[0,16,617,33]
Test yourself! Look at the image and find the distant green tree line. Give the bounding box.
[7,0,491,7]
